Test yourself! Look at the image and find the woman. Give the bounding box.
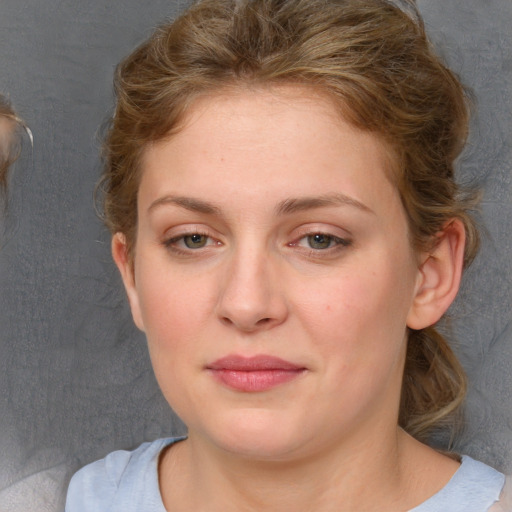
[66,0,507,509]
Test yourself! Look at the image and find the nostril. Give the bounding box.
[256,318,271,325]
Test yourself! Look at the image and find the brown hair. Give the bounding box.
[0,95,26,195]
[100,0,479,442]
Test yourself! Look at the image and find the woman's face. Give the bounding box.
[115,86,425,459]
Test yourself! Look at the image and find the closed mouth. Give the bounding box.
[206,355,306,392]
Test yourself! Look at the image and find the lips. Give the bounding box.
[206,355,306,392]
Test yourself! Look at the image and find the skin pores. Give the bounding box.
[114,86,425,462]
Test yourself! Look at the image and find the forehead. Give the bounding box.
[149,82,396,161]
[139,84,400,216]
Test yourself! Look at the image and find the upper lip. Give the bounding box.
[207,355,304,371]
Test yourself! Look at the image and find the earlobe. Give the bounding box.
[111,233,145,332]
[407,219,466,330]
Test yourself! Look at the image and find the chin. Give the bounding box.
[198,408,310,461]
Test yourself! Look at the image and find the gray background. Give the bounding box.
[0,1,510,510]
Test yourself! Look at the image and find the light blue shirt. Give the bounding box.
[66,438,505,511]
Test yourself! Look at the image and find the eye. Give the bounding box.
[182,233,209,249]
[295,233,350,250]
[306,234,337,250]
[164,231,220,253]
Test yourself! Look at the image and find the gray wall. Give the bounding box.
[0,1,510,510]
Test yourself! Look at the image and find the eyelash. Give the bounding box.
[163,231,220,256]
[289,232,352,256]
[163,230,352,258]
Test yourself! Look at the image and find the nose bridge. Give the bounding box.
[216,237,286,331]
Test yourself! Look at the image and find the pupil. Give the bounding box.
[185,234,206,248]
[308,234,331,249]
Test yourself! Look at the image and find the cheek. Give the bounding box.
[134,263,212,356]
[135,275,205,406]
[292,261,412,363]
[294,268,410,412]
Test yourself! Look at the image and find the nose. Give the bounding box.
[216,248,288,333]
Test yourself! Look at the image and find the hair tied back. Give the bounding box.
[382,0,422,26]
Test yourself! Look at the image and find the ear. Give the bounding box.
[111,232,145,332]
[407,219,466,330]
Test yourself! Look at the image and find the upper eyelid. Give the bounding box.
[163,224,218,238]
[162,227,221,250]
[161,224,352,244]
[289,224,354,250]
[163,233,221,255]
[292,234,351,248]
[290,224,353,240]
[166,233,218,245]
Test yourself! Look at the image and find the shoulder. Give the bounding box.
[489,475,512,512]
[65,437,180,512]
[456,455,505,487]
[412,455,505,512]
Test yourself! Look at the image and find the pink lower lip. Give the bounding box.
[211,368,304,392]
[207,355,306,392]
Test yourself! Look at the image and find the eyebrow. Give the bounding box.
[148,195,221,215]
[275,193,374,216]
[148,192,374,216]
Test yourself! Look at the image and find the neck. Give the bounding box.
[160,426,433,512]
